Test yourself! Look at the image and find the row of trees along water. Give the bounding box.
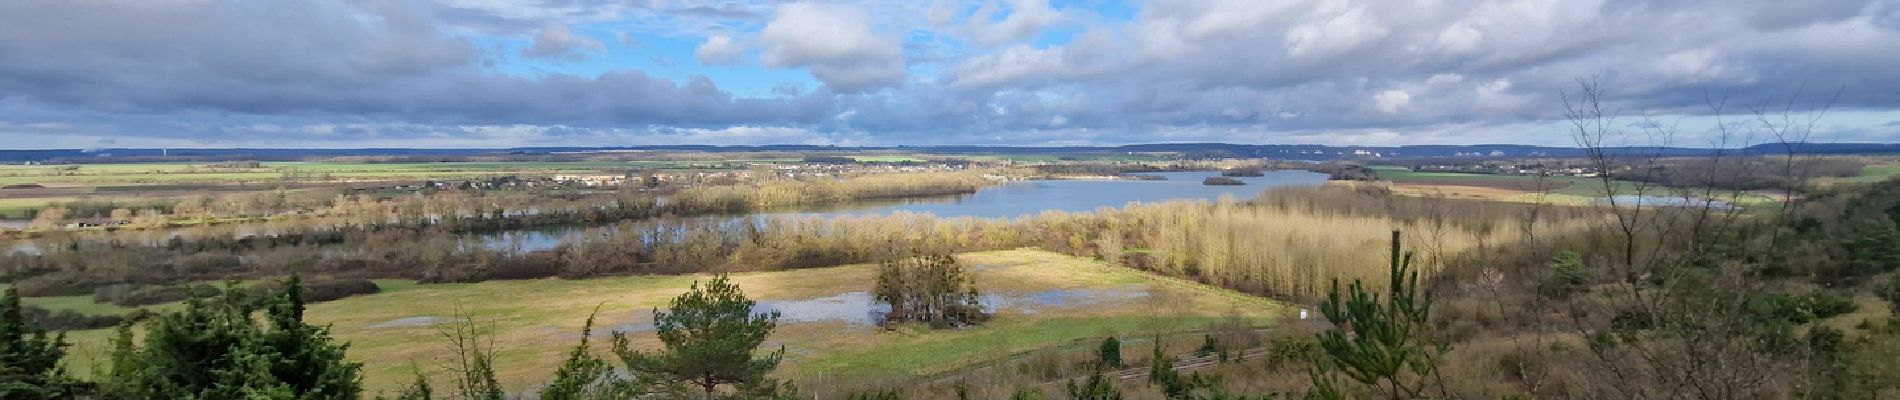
[3,170,996,235]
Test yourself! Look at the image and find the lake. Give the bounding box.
[477,170,1331,252]
[0,171,1330,255]
[779,170,1329,219]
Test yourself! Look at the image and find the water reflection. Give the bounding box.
[471,171,1331,252]
[1599,195,1735,209]
[611,285,1152,331]
[770,171,1328,220]
[2,171,1331,255]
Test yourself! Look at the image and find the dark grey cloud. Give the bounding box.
[927,0,1900,142]
[0,1,826,135]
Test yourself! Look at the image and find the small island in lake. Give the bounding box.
[1202,177,1246,186]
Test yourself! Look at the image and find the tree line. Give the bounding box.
[3,170,996,236]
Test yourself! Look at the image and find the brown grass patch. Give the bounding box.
[1388,183,1539,200]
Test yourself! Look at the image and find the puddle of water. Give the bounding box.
[754,291,888,325]
[366,316,445,329]
[611,286,1151,331]
[1598,195,1735,209]
[993,286,1149,311]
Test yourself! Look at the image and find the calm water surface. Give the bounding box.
[777,170,1329,219]
[2,171,1330,255]
[479,171,1330,251]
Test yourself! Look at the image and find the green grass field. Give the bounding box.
[0,162,604,185]
[1815,164,1900,186]
[1374,166,1609,196]
[0,197,74,219]
[0,161,719,218]
[49,250,1285,392]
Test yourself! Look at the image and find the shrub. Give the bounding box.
[1098,337,1123,369]
[1802,291,1859,320]
[10,273,95,297]
[107,286,192,307]
[1263,335,1317,371]
[248,279,380,304]
[872,253,990,328]
[21,305,128,331]
[1882,274,1900,317]
[848,389,902,400]
[1537,252,1591,299]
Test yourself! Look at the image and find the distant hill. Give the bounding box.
[2,142,1898,163]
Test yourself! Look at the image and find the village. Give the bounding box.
[1406,160,1611,177]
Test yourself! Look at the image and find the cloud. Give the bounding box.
[1374,90,1412,114]
[760,3,907,92]
[966,0,1063,44]
[1,0,1898,147]
[520,22,605,61]
[695,35,746,65]
[0,1,825,128]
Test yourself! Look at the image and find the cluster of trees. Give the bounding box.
[1,278,361,399]
[872,254,989,327]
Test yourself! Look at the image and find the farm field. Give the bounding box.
[1814,163,1900,186]
[1372,166,1782,206]
[52,249,1285,394]
[0,161,661,185]
[0,160,743,218]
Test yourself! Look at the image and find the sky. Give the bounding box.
[1,0,1898,149]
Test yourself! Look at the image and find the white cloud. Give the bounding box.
[1434,22,1484,54]
[1375,90,1412,114]
[967,0,1063,44]
[760,3,906,92]
[952,45,1068,88]
[695,35,745,65]
[1283,3,1389,59]
[520,22,604,61]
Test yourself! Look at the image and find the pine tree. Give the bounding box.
[1310,230,1447,400]
[847,389,903,400]
[1098,336,1123,369]
[438,315,503,400]
[385,363,432,400]
[98,321,149,398]
[619,274,785,399]
[258,275,363,399]
[0,287,78,399]
[542,310,642,400]
[1844,218,1900,276]
[122,282,275,399]
[1010,387,1048,400]
[108,277,363,400]
[1066,369,1124,400]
